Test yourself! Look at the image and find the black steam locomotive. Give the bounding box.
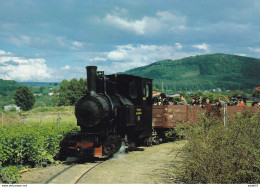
[60,66,153,160]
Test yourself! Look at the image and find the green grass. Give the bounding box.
[1,106,76,126]
[22,106,75,115]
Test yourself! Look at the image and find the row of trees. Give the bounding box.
[13,78,87,111]
[10,77,259,112]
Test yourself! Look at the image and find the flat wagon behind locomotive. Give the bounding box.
[59,66,153,160]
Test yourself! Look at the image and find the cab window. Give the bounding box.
[129,81,138,99]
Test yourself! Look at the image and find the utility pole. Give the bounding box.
[224,102,228,130]
[161,81,164,92]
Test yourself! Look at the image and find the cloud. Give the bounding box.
[71,41,84,50]
[7,34,85,52]
[89,57,107,62]
[175,43,183,50]
[0,50,56,81]
[61,65,71,70]
[9,35,31,46]
[104,14,147,35]
[248,47,260,53]
[89,44,199,74]
[192,43,210,52]
[103,10,186,35]
[107,49,127,61]
[0,50,12,55]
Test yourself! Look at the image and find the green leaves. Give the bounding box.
[58,78,87,106]
[0,123,79,168]
[14,85,35,111]
[176,111,260,183]
[0,165,21,184]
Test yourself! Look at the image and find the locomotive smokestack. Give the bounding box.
[86,66,97,95]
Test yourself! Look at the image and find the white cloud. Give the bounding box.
[89,57,107,62]
[71,41,84,50]
[175,43,183,50]
[91,44,199,74]
[0,50,12,55]
[61,65,71,70]
[107,50,127,61]
[248,47,260,53]
[235,53,246,57]
[192,43,210,52]
[157,11,186,26]
[103,10,186,35]
[104,14,147,35]
[9,35,31,46]
[0,52,56,81]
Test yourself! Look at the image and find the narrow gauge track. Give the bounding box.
[44,161,105,184]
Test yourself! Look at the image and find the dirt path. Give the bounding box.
[19,140,185,184]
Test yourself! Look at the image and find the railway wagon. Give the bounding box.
[152,104,260,134]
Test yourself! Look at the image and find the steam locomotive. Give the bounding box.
[60,66,153,160]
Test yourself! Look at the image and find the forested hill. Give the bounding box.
[0,79,19,96]
[124,53,260,91]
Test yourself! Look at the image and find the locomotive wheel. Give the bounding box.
[103,143,116,156]
[103,136,122,156]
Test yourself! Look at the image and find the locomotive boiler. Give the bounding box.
[60,66,153,160]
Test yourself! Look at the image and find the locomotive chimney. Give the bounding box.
[86,66,97,95]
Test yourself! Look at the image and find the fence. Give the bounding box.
[152,105,260,128]
[1,112,76,126]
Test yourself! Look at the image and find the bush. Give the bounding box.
[0,165,20,184]
[34,101,46,108]
[176,111,260,184]
[164,129,182,141]
[0,123,79,168]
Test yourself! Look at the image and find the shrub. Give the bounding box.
[0,122,79,168]
[34,101,46,108]
[164,129,182,141]
[0,165,20,184]
[176,111,260,184]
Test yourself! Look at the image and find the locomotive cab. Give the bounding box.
[106,74,153,148]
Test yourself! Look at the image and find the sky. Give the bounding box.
[1,0,260,82]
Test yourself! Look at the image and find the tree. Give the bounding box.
[58,78,87,106]
[14,86,35,111]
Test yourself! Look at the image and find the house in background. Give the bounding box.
[4,104,20,112]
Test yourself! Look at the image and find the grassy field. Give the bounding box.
[1,106,76,126]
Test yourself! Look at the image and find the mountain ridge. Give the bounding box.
[124,53,260,91]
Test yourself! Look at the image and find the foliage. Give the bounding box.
[58,78,87,106]
[14,86,35,111]
[0,122,79,168]
[125,53,260,91]
[175,111,260,183]
[164,129,182,141]
[0,79,19,109]
[0,79,19,96]
[34,101,46,108]
[0,115,79,183]
[0,165,21,184]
